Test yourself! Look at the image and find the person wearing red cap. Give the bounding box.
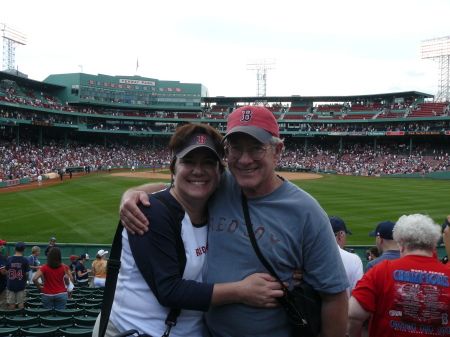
[94,123,283,337]
[0,238,7,310]
[68,255,78,278]
[119,106,349,337]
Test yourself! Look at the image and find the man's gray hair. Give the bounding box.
[269,136,284,151]
[393,214,440,251]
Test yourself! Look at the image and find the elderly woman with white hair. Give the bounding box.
[348,214,450,337]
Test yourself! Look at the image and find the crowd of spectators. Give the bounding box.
[1,136,449,181]
[280,141,450,175]
[0,138,170,181]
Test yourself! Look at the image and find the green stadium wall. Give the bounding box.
[3,242,447,271]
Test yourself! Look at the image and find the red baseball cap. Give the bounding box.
[69,255,77,262]
[0,239,6,245]
[223,106,279,143]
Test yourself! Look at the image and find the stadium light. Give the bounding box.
[420,36,450,102]
[1,23,27,71]
[246,58,276,98]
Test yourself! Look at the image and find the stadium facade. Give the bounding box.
[1,70,450,181]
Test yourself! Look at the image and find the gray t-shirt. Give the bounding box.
[205,171,348,337]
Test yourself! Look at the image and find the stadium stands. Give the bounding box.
[1,70,450,181]
[0,285,102,336]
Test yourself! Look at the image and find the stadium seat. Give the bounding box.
[25,301,43,309]
[59,327,93,337]
[4,316,40,328]
[84,308,101,317]
[65,302,79,309]
[79,302,102,310]
[54,308,84,317]
[84,298,102,305]
[70,294,85,300]
[0,327,20,337]
[23,308,54,317]
[40,316,74,328]
[73,316,97,328]
[19,327,59,336]
[0,308,23,317]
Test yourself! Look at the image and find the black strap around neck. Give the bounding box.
[241,190,307,326]
[241,191,283,285]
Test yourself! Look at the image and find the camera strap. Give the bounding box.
[240,190,307,326]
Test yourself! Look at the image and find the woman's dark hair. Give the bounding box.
[47,247,63,269]
[369,246,380,258]
[168,123,225,174]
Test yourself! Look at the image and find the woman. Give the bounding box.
[32,247,74,309]
[27,246,41,285]
[75,253,91,286]
[91,249,108,287]
[95,123,283,337]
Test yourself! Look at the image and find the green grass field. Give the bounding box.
[1,171,448,246]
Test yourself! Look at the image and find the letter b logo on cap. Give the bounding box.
[240,110,253,122]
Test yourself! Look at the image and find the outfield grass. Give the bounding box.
[1,171,448,245]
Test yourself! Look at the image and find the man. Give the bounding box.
[443,217,450,258]
[364,221,400,272]
[120,106,349,337]
[0,238,8,310]
[329,216,363,298]
[437,215,450,264]
[44,237,58,256]
[6,241,30,310]
[348,214,450,336]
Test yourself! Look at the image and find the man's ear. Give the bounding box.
[273,142,284,162]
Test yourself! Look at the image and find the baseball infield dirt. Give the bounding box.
[111,171,323,181]
[0,170,322,194]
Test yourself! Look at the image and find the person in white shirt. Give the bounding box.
[329,216,363,298]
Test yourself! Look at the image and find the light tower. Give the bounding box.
[421,36,450,102]
[1,23,27,71]
[246,58,276,98]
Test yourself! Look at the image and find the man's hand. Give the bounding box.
[119,183,167,235]
[237,273,286,308]
[292,269,303,287]
[120,190,150,235]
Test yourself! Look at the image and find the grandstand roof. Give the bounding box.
[204,91,434,104]
[0,70,65,90]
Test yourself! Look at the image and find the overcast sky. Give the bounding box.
[2,0,449,98]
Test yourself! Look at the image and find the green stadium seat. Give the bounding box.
[84,308,101,317]
[70,294,85,300]
[54,308,84,317]
[73,316,97,328]
[79,302,101,310]
[58,327,93,337]
[0,327,20,337]
[25,301,43,309]
[65,302,79,309]
[4,316,40,328]
[0,308,23,317]
[84,298,102,305]
[24,308,54,317]
[19,327,59,336]
[40,316,74,328]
